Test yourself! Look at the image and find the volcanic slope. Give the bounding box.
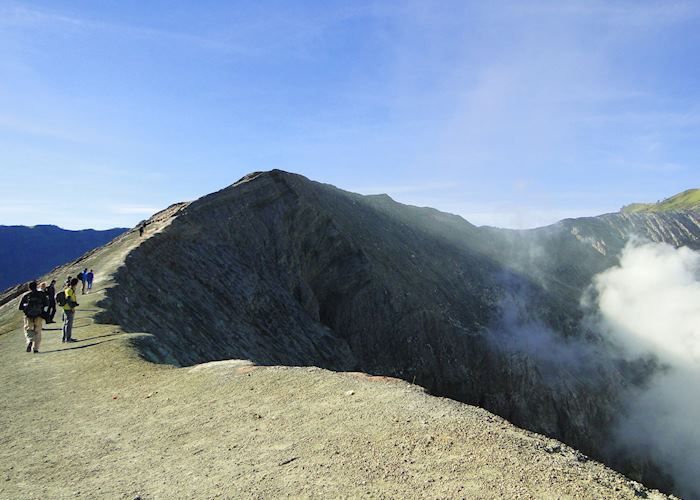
[0,197,666,499]
[84,171,700,495]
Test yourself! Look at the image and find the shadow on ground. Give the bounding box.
[41,338,119,354]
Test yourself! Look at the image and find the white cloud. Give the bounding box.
[438,203,607,229]
[641,162,687,173]
[517,0,700,28]
[0,200,45,217]
[110,206,159,215]
[352,181,460,196]
[0,1,381,58]
[0,114,105,144]
[591,241,700,498]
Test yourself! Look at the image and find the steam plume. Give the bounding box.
[592,240,700,498]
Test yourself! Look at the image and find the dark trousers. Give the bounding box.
[47,300,56,321]
[62,310,75,341]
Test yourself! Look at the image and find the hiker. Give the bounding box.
[45,280,57,323]
[80,268,88,294]
[139,224,145,237]
[62,278,80,343]
[18,281,48,353]
[86,269,94,292]
[38,282,50,320]
[62,277,72,320]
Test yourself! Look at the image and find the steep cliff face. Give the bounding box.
[478,209,700,308]
[97,171,700,494]
[597,211,700,248]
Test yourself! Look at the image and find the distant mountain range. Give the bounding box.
[0,225,128,291]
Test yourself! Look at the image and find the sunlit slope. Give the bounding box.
[622,188,700,213]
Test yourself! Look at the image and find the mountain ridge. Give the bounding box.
[0,188,670,499]
[92,170,699,494]
[2,170,698,496]
[621,188,700,213]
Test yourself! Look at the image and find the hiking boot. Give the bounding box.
[68,339,78,343]
[33,350,39,354]
[26,342,32,352]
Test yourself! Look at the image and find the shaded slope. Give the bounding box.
[0,224,127,290]
[95,173,618,478]
[480,209,700,305]
[94,171,700,495]
[0,199,668,499]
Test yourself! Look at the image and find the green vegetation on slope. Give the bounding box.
[622,188,700,213]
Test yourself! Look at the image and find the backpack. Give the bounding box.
[77,272,84,281]
[24,293,44,318]
[56,290,67,307]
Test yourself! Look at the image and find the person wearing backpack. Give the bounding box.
[55,288,67,314]
[18,281,49,353]
[62,278,80,343]
[61,277,72,321]
[45,280,57,323]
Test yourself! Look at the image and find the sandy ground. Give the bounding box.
[0,215,669,499]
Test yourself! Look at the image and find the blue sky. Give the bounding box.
[0,0,698,229]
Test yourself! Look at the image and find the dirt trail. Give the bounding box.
[0,209,669,499]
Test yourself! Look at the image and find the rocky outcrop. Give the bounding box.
[97,171,700,495]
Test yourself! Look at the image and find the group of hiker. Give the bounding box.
[18,268,95,354]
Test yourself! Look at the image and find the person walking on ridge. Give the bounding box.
[80,268,88,294]
[62,276,72,321]
[86,269,94,292]
[19,281,48,353]
[62,278,80,343]
[38,282,49,319]
[45,279,57,323]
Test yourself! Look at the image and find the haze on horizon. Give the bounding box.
[0,0,698,230]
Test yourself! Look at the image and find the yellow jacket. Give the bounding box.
[63,287,78,311]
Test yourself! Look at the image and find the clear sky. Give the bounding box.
[1,0,698,230]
